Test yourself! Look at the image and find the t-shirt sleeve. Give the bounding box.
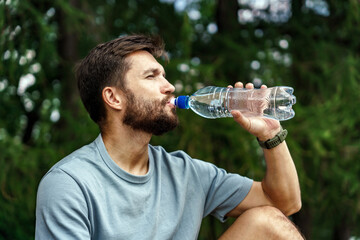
[192,158,253,222]
[35,168,91,239]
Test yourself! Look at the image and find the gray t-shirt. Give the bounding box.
[36,134,253,240]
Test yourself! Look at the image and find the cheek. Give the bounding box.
[134,82,158,93]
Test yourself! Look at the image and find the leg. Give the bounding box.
[219,206,304,240]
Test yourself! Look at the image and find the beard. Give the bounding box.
[122,90,179,136]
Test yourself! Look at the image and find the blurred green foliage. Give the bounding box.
[1,0,359,239]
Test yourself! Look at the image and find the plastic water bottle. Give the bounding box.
[171,86,296,121]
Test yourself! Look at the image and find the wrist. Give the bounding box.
[257,127,287,149]
[256,126,282,142]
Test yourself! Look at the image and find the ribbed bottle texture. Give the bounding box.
[171,86,296,121]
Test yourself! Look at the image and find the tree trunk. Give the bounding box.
[215,0,239,34]
[57,0,81,119]
[55,0,81,140]
[333,215,352,240]
[22,110,39,144]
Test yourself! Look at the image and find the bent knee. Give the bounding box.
[238,206,304,239]
[241,206,285,223]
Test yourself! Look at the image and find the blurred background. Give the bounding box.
[1,0,359,239]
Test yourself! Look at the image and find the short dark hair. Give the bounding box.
[75,34,167,125]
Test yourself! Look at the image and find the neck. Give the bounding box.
[101,122,152,176]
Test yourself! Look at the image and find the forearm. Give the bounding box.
[229,82,301,215]
[261,140,301,215]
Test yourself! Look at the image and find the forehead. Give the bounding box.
[126,50,164,73]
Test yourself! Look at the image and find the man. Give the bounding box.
[36,34,303,239]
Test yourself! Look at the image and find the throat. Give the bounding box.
[102,131,151,176]
[110,146,150,176]
[120,155,149,176]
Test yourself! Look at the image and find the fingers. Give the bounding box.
[245,83,254,89]
[235,82,244,88]
[232,82,268,89]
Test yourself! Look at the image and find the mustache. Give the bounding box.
[161,95,175,105]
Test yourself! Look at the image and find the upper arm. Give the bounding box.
[187,157,253,221]
[226,181,275,218]
[36,169,91,239]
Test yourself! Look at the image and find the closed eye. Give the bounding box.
[143,67,166,80]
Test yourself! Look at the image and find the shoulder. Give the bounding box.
[36,167,88,220]
[38,167,81,197]
[149,144,198,166]
[43,140,100,180]
[36,145,95,216]
[36,167,91,239]
[37,139,104,202]
[50,140,98,171]
[148,144,219,175]
[149,145,192,161]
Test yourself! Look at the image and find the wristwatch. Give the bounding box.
[257,128,288,149]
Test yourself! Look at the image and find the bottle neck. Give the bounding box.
[173,96,190,109]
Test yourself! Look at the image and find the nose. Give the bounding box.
[161,79,175,95]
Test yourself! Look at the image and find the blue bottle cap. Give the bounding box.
[176,95,189,109]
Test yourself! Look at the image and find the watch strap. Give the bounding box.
[257,128,288,149]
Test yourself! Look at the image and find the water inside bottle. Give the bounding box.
[187,86,296,120]
[189,94,230,118]
[228,89,271,117]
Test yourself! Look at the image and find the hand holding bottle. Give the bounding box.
[171,81,296,140]
[229,82,281,141]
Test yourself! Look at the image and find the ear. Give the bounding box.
[102,87,124,110]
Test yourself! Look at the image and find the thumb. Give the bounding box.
[231,110,251,131]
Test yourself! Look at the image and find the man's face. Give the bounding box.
[121,50,178,135]
[122,89,178,135]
